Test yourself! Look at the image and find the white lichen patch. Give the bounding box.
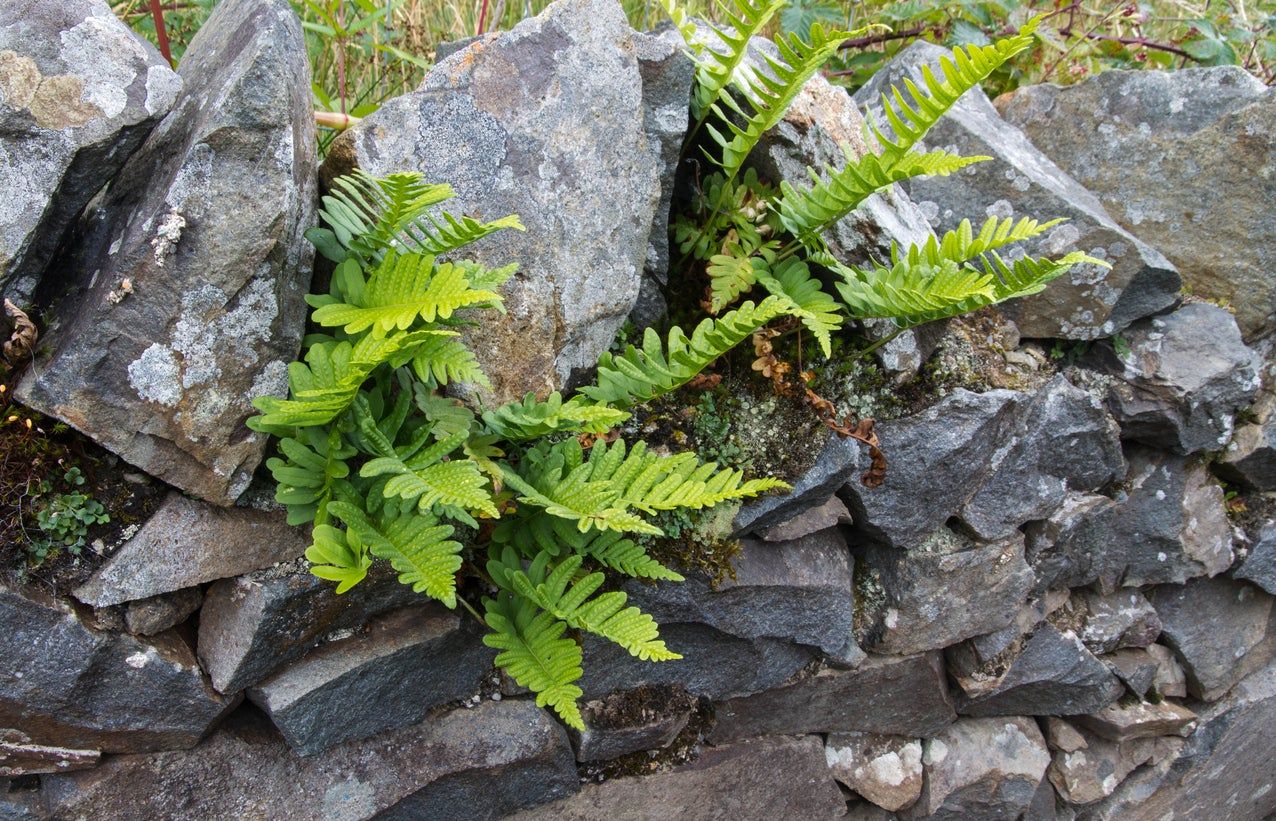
[128,343,182,407]
[151,210,186,266]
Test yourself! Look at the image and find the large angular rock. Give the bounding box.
[1216,388,1276,490]
[511,735,845,820]
[1236,523,1276,596]
[73,493,307,607]
[855,42,1180,341]
[0,0,180,305]
[1101,648,1160,699]
[855,528,1033,655]
[325,0,659,404]
[902,716,1050,821]
[949,624,1124,717]
[1045,721,1164,806]
[1150,576,1275,701]
[1073,589,1161,655]
[15,0,317,505]
[998,68,1276,341]
[248,606,494,755]
[756,495,851,543]
[1023,492,1117,593]
[1087,303,1262,454]
[734,430,860,535]
[197,559,422,694]
[568,684,695,763]
[1072,698,1197,742]
[0,587,233,754]
[825,732,924,812]
[15,699,577,820]
[708,653,956,743]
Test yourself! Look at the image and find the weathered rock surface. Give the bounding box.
[825,732,924,812]
[734,430,860,536]
[949,624,1124,717]
[0,0,180,305]
[902,716,1050,821]
[512,735,845,820]
[1023,492,1117,593]
[568,684,695,763]
[73,493,307,607]
[1236,523,1276,596]
[16,699,576,820]
[197,558,422,694]
[0,587,233,754]
[1045,721,1164,806]
[756,495,851,543]
[855,42,1180,341]
[1074,589,1161,655]
[1150,576,1275,701]
[326,0,659,403]
[0,731,100,777]
[709,653,955,743]
[1147,643,1188,699]
[856,528,1033,655]
[1087,303,1262,454]
[1072,698,1196,742]
[248,606,494,755]
[1101,648,1159,699]
[998,68,1276,341]
[1216,388,1276,490]
[15,0,317,505]
[122,586,203,636]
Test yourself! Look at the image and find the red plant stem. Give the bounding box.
[477,0,491,35]
[148,0,173,66]
[837,24,926,51]
[1057,26,1194,60]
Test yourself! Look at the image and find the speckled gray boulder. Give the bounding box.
[1237,525,1276,596]
[1216,386,1276,490]
[15,0,317,505]
[325,0,660,404]
[0,0,180,306]
[998,68,1276,341]
[854,42,1180,340]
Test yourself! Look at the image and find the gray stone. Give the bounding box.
[709,653,955,743]
[855,43,1180,341]
[197,558,423,694]
[15,0,317,505]
[74,493,306,608]
[825,732,924,812]
[1100,649,1159,699]
[568,684,695,763]
[855,528,1033,655]
[123,586,203,636]
[1072,699,1197,742]
[1074,589,1161,655]
[0,586,233,754]
[1147,643,1187,699]
[1045,723,1159,806]
[734,429,860,536]
[840,389,1022,550]
[756,495,851,543]
[1236,524,1276,595]
[0,731,99,777]
[1083,658,1276,820]
[1149,576,1275,701]
[949,624,1124,717]
[1023,492,1117,593]
[326,0,659,404]
[248,606,493,756]
[511,735,845,821]
[0,0,180,305]
[1088,303,1262,454]
[998,68,1276,341]
[23,699,576,820]
[902,716,1050,821]
[1217,389,1276,490]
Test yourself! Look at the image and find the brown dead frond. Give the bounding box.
[802,376,887,488]
[2,300,37,366]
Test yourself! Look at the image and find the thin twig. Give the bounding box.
[148,0,174,66]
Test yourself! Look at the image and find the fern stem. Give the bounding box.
[852,325,908,361]
[456,594,488,627]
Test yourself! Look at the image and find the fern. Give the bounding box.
[481,392,630,441]
[706,244,774,314]
[492,510,684,581]
[755,257,843,357]
[305,523,371,594]
[673,0,787,127]
[262,427,357,526]
[483,590,585,730]
[901,216,1065,268]
[328,501,463,607]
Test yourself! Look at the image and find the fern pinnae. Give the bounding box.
[903,215,1066,268]
[482,597,585,730]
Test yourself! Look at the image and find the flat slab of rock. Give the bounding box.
[734,429,860,536]
[248,606,494,755]
[568,684,695,763]
[0,732,100,777]
[756,495,851,543]
[74,493,307,608]
[998,68,1276,341]
[709,653,955,743]
[0,587,233,754]
[825,732,924,812]
[325,0,658,404]
[511,735,845,821]
[16,699,576,820]
[855,42,1180,341]
[1072,698,1196,742]
[15,0,317,505]
[0,0,180,305]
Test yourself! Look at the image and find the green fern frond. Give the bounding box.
[264,426,357,526]
[328,501,462,607]
[584,531,685,582]
[581,297,786,408]
[492,509,685,582]
[986,250,1107,301]
[305,523,371,594]
[755,257,843,357]
[900,216,1065,268]
[683,0,787,125]
[483,592,585,730]
[362,452,499,519]
[501,458,659,536]
[410,335,488,389]
[482,392,630,441]
[706,246,773,314]
[835,257,996,327]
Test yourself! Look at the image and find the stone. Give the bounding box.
[123,586,203,636]
[1147,643,1188,699]
[73,493,307,608]
[197,558,422,694]
[511,735,845,821]
[840,389,1023,550]
[325,0,659,404]
[902,716,1050,821]
[568,684,695,763]
[0,731,99,777]
[1072,699,1197,742]
[1216,389,1276,490]
[1074,589,1161,655]
[997,68,1276,341]
[248,606,494,756]
[1087,303,1262,454]
[15,0,317,505]
[756,495,851,543]
[1023,492,1118,593]
[708,653,955,744]
[825,732,924,812]
[1236,524,1276,595]
[1083,658,1276,820]
[949,624,1124,717]
[855,528,1033,655]
[0,0,180,305]
[855,43,1180,341]
[1101,649,1159,699]
[734,429,860,536]
[17,699,576,820]
[1045,724,1159,806]
[0,586,233,754]
[1042,717,1087,753]
[1149,576,1275,701]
